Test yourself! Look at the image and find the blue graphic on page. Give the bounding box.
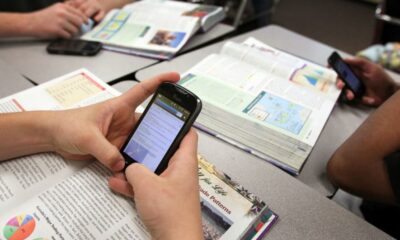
[243,92,311,135]
[93,10,130,40]
[305,75,318,86]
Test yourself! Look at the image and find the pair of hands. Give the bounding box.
[336,57,399,107]
[50,72,202,239]
[28,0,108,39]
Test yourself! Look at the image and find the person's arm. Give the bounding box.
[0,111,54,160]
[0,3,87,39]
[0,72,179,173]
[68,0,134,22]
[336,57,400,107]
[0,72,202,239]
[109,129,203,240]
[327,90,400,205]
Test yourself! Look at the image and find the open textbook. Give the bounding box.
[179,37,341,174]
[82,0,225,59]
[0,69,277,240]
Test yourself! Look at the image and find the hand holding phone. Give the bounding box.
[120,82,202,175]
[328,51,365,98]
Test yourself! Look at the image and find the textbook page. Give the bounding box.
[82,0,200,59]
[0,156,276,240]
[124,0,225,32]
[180,40,341,173]
[197,156,277,239]
[0,69,120,214]
[0,162,151,240]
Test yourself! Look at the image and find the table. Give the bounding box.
[0,39,156,85]
[181,24,234,53]
[134,24,375,197]
[112,80,392,240]
[0,24,234,85]
[0,58,34,98]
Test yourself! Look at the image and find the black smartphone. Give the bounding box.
[328,51,365,98]
[120,82,202,175]
[47,39,102,56]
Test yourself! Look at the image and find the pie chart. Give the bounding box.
[3,214,36,240]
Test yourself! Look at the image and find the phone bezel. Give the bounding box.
[46,39,102,56]
[120,82,202,175]
[328,51,365,98]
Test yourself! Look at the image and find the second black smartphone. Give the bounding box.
[47,39,102,56]
[120,82,202,175]
[328,51,365,98]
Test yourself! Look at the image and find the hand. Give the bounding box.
[49,72,180,171]
[68,0,106,22]
[108,129,203,240]
[336,57,399,107]
[26,3,88,39]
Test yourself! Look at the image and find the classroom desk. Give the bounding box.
[181,23,234,53]
[112,80,392,240]
[134,24,375,197]
[0,58,34,98]
[0,24,234,85]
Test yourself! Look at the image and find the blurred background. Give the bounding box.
[183,0,400,55]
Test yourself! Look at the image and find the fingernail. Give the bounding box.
[112,160,125,172]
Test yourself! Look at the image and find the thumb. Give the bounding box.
[125,163,156,188]
[82,129,125,171]
[344,57,370,72]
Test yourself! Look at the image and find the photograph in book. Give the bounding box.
[197,155,276,239]
[149,30,186,48]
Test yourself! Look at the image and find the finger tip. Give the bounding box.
[111,160,125,172]
[169,72,181,81]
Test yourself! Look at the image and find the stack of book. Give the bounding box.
[82,0,225,59]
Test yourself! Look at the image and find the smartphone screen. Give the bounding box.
[328,52,365,97]
[122,93,192,172]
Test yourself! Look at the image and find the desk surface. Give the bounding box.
[0,40,156,84]
[0,23,233,85]
[134,24,375,197]
[181,23,234,53]
[112,80,392,240]
[0,58,34,98]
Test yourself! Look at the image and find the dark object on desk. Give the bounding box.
[373,0,400,44]
[328,51,365,98]
[47,39,102,56]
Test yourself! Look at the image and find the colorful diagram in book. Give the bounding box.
[93,10,131,40]
[182,6,216,18]
[290,65,332,92]
[149,30,186,48]
[45,73,104,108]
[243,91,311,135]
[3,214,36,240]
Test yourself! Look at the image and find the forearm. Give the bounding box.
[328,91,400,204]
[157,210,203,240]
[99,0,134,11]
[0,13,36,38]
[0,111,55,161]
